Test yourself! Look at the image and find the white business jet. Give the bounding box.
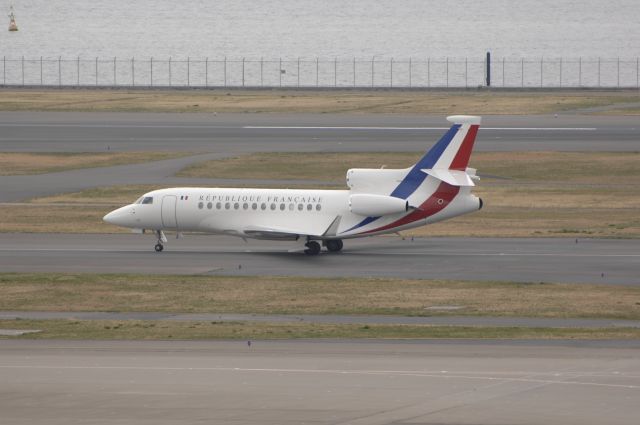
[104,115,483,255]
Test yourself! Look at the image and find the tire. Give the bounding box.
[154,243,164,252]
[325,239,343,252]
[304,241,321,255]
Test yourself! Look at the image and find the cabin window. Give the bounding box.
[270,203,276,210]
[252,203,258,210]
[307,204,312,211]
[225,202,230,210]
[234,202,239,210]
[216,202,222,209]
[297,204,303,211]
[280,203,285,211]
[243,203,248,210]
[198,202,204,209]
[207,202,213,209]
[141,196,153,205]
[316,204,322,211]
[261,203,267,210]
[289,204,294,211]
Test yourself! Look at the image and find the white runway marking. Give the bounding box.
[1,123,598,131]
[0,365,637,389]
[244,126,598,131]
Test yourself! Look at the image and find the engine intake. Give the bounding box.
[349,194,409,216]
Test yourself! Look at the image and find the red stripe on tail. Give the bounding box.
[449,124,479,170]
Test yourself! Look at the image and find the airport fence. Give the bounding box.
[1,56,639,89]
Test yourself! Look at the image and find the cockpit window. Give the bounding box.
[134,196,144,204]
[141,196,154,205]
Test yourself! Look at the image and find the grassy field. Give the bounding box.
[1,89,639,114]
[2,151,639,237]
[0,152,190,176]
[2,273,639,319]
[3,319,639,340]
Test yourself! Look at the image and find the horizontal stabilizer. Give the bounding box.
[421,168,475,186]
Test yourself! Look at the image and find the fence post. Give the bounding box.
[205,57,208,87]
[409,57,412,88]
[242,57,245,87]
[150,57,153,87]
[224,57,227,87]
[187,57,190,87]
[579,57,582,87]
[485,52,490,87]
[371,57,374,87]
[280,57,283,87]
[40,56,43,86]
[21,56,24,86]
[113,57,116,86]
[446,57,449,88]
[169,57,172,86]
[95,57,98,86]
[465,57,468,88]
[353,57,355,87]
[559,57,562,88]
[390,58,393,88]
[59,56,62,86]
[334,57,337,87]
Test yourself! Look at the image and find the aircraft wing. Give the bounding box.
[242,216,341,241]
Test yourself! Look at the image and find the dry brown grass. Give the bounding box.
[1,273,640,319]
[3,319,639,340]
[0,152,190,176]
[3,151,639,237]
[1,89,639,114]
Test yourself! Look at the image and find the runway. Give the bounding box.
[1,112,639,202]
[1,233,638,285]
[1,339,639,425]
[1,112,639,153]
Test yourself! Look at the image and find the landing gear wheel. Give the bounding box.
[325,239,344,252]
[304,241,321,255]
[154,243,164,252]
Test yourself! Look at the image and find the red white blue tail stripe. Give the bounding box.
[342,115,481,235]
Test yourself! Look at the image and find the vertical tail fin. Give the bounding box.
[415,115,481,171]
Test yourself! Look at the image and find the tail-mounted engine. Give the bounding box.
[349,194,409,216]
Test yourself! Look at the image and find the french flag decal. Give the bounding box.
[180,195,189,200]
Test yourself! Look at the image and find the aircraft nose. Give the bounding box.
[103,205,133,226]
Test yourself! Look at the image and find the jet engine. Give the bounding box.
[349,194,409,216]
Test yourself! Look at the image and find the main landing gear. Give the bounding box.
[325,239,344,252]
[304,239,344,255]
[304,241,321,255]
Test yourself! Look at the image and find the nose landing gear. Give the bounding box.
[154,230,167,252]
